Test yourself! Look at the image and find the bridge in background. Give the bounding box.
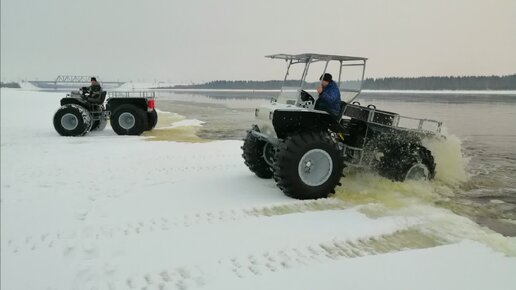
[29,75,125,91]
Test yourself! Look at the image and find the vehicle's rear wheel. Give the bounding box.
[110,104,148,135]
[146,109,158,131]
[242,125,274,178]
[273,131,344,199]
[53,104,92,136]
[378,144,436,181]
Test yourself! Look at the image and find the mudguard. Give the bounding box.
[272,110,342,139]
[106,98,148,112]
[60,97,89,108]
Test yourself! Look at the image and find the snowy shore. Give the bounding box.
[1,88,515,290]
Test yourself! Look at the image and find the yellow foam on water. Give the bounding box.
[144,127,209,143]
[334,171,439,209]
[143,110,209,143]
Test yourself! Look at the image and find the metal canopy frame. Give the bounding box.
[267,53,367,93]
[266,53,367,62]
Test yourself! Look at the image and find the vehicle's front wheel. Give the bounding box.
[273,131,344,199]
[378,144,436,181]
[242,125,274,178]
[110,104,148,135]
[53,104,92,136]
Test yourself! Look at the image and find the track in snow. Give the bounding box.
[111,228,446,290]
[1,199,349,254]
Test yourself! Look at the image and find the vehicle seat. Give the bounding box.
[325,101,349,134]
[88,91,107,104]
[99,91,107,103]
[338,101,346,120]
[335,101,347,129]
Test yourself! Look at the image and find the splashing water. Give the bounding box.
[423,131,470,186]
[335,129,471,207]
[333,131,516,255]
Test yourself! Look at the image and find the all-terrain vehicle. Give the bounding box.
[242,53,443,199]
[53,90,158,136]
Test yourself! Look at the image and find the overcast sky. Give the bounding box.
[1,0,515,83]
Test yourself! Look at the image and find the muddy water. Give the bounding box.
[154,101,256,140]
[142,110,208,142]
[150,90,516,237]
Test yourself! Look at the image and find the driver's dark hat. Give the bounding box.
[320,73,332,82]
[91,77,97,81]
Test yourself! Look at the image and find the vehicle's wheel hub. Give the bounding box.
[118,112,136,130]
[298,149,333,186]
[262,142,275,166]
[61,113,78,131]
[405,163,429,180]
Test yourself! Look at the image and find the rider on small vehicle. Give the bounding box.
[80,77,103,103]
[315,73,341,120]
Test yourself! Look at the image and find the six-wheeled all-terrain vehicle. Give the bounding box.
[53,90,158,136]
[242,53,443,200]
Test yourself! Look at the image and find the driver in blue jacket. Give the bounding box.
[315,73,341,120]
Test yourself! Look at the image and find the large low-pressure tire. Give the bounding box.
[53,104,92,136]
[90,118,108,131]
[110,104,148,135]
[146,109,158,131]
[378,144,436,182]
[273,131,344,199]
[242,125,274,179]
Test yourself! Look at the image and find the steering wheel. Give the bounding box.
[300,90,315,103]
[79,88,89,100]
[299,90,315,108]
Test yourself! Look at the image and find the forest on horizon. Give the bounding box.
[165,74,516,90]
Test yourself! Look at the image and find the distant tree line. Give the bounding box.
[165,74,516,90]
[0,82,21,88]
[171,80,296,90]
[364,75,516,90]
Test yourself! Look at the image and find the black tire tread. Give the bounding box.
[241,125,274,179]
[147,109,158,131]
[273,131,344,200]
[110,104,148,135]
[53,104,92,137]
[378,143,436,181]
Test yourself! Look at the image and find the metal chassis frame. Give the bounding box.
[341,106,443,168]
[251,130,280,146]
[107,91,156,99]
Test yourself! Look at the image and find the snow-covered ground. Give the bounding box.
[1,88,515,290]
